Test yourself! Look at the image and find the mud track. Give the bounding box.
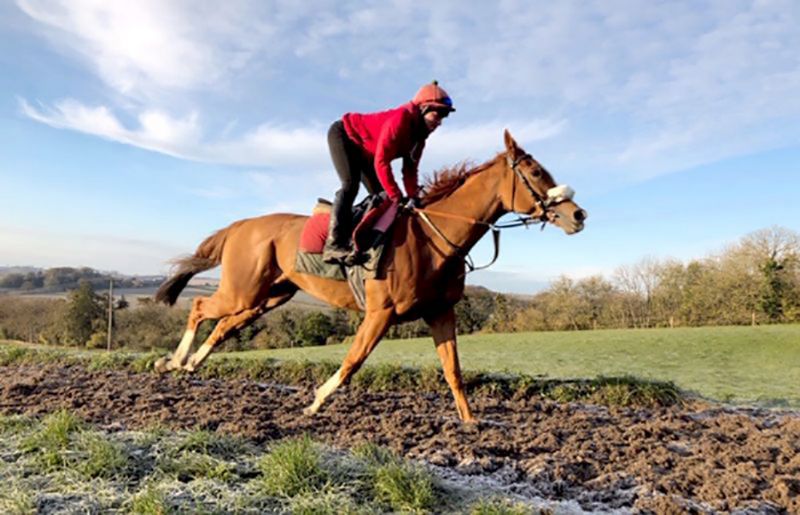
[1,364,798,513]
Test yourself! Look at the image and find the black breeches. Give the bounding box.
[328,120,381,204]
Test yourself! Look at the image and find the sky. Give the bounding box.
[1,0,799,293]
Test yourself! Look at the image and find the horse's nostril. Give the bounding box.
[574,209,587,222]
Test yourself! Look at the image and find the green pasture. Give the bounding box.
[224,324,800,408]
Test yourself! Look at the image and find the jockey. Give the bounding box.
[323,80,456,264]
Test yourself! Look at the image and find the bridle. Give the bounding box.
[413,151,574,272]
[508,153,550,225]
[507,152,575,225]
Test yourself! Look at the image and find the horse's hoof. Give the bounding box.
[303,405,317,416]
[153,357,170,374]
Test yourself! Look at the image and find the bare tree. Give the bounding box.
[613,256,663,328]
[721,226,800,322]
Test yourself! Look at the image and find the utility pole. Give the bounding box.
[107,279,113,351]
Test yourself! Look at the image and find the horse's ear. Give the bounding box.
[504,129,519,156]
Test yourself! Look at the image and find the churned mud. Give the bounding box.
[1,364,798,513]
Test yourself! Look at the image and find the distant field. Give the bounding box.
[4,281,329,311]
[224,324,800,408]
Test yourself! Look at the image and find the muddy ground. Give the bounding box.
[1,364,798,513]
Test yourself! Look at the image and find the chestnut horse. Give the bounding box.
[153,130,587,422]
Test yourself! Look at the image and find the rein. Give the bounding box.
[413,207,502,272]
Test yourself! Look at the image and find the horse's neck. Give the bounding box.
[422,161,507,253]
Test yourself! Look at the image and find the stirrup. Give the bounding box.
[341,250,367,267]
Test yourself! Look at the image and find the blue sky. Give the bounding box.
[1,1,798,293]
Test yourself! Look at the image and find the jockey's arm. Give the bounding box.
[374,118,406,202]
[401,157,419,199]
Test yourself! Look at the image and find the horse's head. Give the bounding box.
[500,130,587,234]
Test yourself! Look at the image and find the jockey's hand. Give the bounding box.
[399,196,420,211]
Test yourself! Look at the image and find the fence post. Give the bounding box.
[107,279,113,351]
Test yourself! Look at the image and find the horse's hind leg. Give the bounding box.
[182,305,264,372]
[182,282,298,371]
[154,296,222,373]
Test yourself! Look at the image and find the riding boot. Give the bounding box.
[322,191,354,264]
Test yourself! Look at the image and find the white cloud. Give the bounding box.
[19,98,204,161]
[138,110,201,147]
[210,124,328,168]
[20,97,125,136]
[14,0,800,185]
[19,97,564,174]
[20,96,329,168]
[417,1,800,179]
[15,0,276,98]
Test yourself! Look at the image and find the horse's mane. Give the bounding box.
[421,153,502,205]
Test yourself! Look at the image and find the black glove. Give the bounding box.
[400,196,420,210]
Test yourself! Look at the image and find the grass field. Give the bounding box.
[223,324,800,408]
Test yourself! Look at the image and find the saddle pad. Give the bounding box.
[294,250,346,280]
[298,212,330,254]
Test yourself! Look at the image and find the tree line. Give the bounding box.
[512,226,799,331]
[0,282,504,351]
[0,266,162,292]
[0,226,796,351]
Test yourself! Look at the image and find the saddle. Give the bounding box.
[295,194,399,309]
[298,193,396,255]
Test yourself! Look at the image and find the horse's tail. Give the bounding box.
[155,223,238,306]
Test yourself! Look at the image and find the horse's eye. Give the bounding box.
[530,167,541,178]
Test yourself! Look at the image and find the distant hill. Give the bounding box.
[0,267,509,311]
[188,276,219,287]
[0,266,40,276]
[0,266,164,295]
[0,268,329,311]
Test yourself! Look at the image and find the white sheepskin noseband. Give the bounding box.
[546,185,574,203]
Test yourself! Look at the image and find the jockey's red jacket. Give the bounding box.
[342,101,428,201]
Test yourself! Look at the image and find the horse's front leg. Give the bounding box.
[424,307,476,423]
[304,306,394,415]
